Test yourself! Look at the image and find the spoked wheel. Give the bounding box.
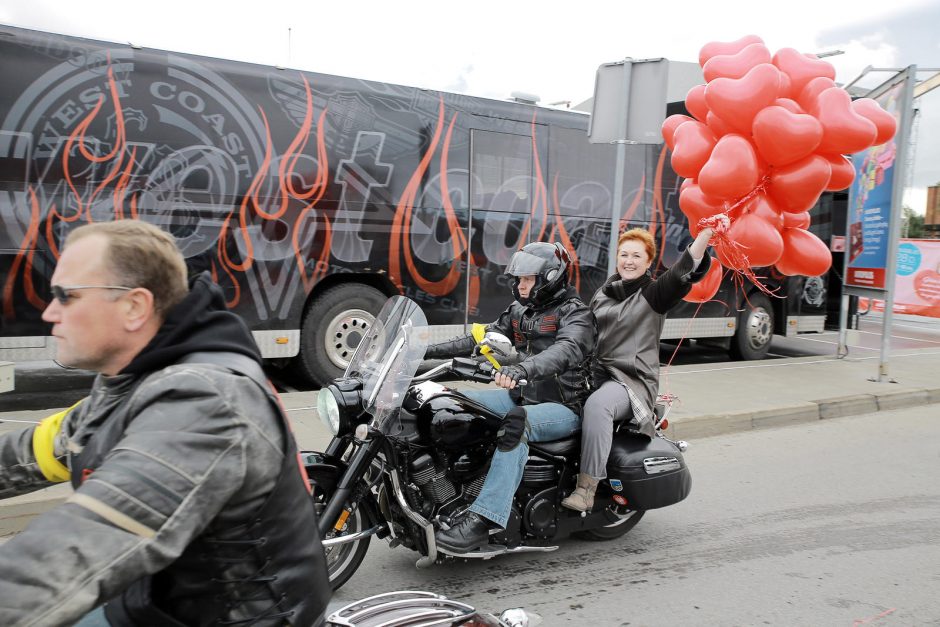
[314,493,371,590]
[575,508,644,541]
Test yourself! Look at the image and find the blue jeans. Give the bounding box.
[73,607,110,626]
[460,389,580,527]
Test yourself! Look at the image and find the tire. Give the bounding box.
[575,508,644,541]
[314,492,372,590]
[729,292,774,361]
[293,283,386,387]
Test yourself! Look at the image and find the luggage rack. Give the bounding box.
[326,590,484,626]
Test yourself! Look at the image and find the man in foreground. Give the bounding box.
[0,220,330,626]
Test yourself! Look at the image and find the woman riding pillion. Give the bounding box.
[424,242,595,553]
[562,224,718,512]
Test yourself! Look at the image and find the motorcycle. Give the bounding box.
[305,296,691,590]
[326,590,538,626]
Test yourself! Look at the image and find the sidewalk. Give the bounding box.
[2,347,939,535]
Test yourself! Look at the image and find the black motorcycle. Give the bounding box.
[305,296,691,589]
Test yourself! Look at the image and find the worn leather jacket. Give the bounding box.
[426,285,595,411]
[0,274,330,626]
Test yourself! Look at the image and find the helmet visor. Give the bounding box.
[505,250,551,277]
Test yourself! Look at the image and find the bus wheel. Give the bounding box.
[729,292,773,360]
[294,284,386,387]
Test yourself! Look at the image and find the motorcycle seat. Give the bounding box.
[530,436,579,457]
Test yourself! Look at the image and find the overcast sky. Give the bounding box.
[1,0,938,212]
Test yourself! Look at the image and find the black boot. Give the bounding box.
[436,512,492,553]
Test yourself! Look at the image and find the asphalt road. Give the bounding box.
[328,404,940,625]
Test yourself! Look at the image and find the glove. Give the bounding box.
[497,406,528,452]
[494,364,526,389]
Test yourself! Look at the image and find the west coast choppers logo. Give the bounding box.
[0,44,325,319]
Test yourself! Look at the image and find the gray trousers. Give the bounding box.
[580,380,634,479]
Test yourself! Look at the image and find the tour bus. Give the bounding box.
[0,25,834,387]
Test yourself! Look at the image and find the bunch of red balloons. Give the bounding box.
[666,35,897,304]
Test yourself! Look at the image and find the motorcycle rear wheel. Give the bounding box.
[315,494,371,590]
[575,508,644,541]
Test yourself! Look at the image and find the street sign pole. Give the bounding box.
[877,65,917,380]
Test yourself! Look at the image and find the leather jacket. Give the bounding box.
[0,274,330,626]
[426,285,595,411]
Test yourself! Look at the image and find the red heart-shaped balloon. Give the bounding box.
[698,134,761,201]
[662,114,695,150]
[699,35,765,67]
[797,76,836,113]
[772,48,836,99]
[679,183,724,224]
[745,192,784,228]
[752,105,823,167]
[777,72,793,99]
[782,211,812,229]
[774,98,804,114]
[706,110,737,137]
[671,121,717,178]
[705,63,781,134]
[718,212,784,268]
[766,154,831,213]
[822,153,855,191]
[852,98,897,146]
[703,42,772,82]
[774,228,832,276]
[685,84,709,122]
[683,257,723,303]
[810,87,878,154]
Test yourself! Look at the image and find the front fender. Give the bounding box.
[301,450,344,494]
[302,451,382,534]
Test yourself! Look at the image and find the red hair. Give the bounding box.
[617,228,655,261]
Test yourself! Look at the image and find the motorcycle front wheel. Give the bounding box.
[575,508,644,541]
[315,493,371,590]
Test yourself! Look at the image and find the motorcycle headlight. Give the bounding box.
[317,388,342,435]
[317,378,365,436]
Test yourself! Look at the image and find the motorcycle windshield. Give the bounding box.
[344,296,429,430]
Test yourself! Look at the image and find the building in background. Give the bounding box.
[926,184,940,238]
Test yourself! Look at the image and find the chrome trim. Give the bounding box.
[644,456,681,474]
[321,524,385,547]
[436,544,559,559]
[389,468,438,567]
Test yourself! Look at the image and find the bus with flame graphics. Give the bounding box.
[0,25,835,387]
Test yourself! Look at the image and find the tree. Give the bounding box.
[901,205,925,238]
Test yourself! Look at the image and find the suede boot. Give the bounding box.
[561,473,599,512]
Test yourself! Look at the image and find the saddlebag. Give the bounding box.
[605,433,691,510]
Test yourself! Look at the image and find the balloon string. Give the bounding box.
[696,175,781,300]
[659,299,707,400]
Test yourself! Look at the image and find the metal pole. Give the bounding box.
[607,61,633,277]
[877,65,917,381]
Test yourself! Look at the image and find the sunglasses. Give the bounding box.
[51,284,133,305]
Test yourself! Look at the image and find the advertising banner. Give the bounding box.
[860,239,940,318]
[845,81,905,289]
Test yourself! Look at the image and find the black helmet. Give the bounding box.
[505,242,572,306]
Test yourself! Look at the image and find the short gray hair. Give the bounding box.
[65,220,189,317]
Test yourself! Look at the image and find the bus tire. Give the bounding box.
[729,292,774,360]
[294,284,386,387]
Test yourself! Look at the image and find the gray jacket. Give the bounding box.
[0,358,328,626]
[591,248,710,435]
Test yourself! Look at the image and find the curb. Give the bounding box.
[668,386,940,441]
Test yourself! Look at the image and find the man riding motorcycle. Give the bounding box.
[424,241,595,553]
